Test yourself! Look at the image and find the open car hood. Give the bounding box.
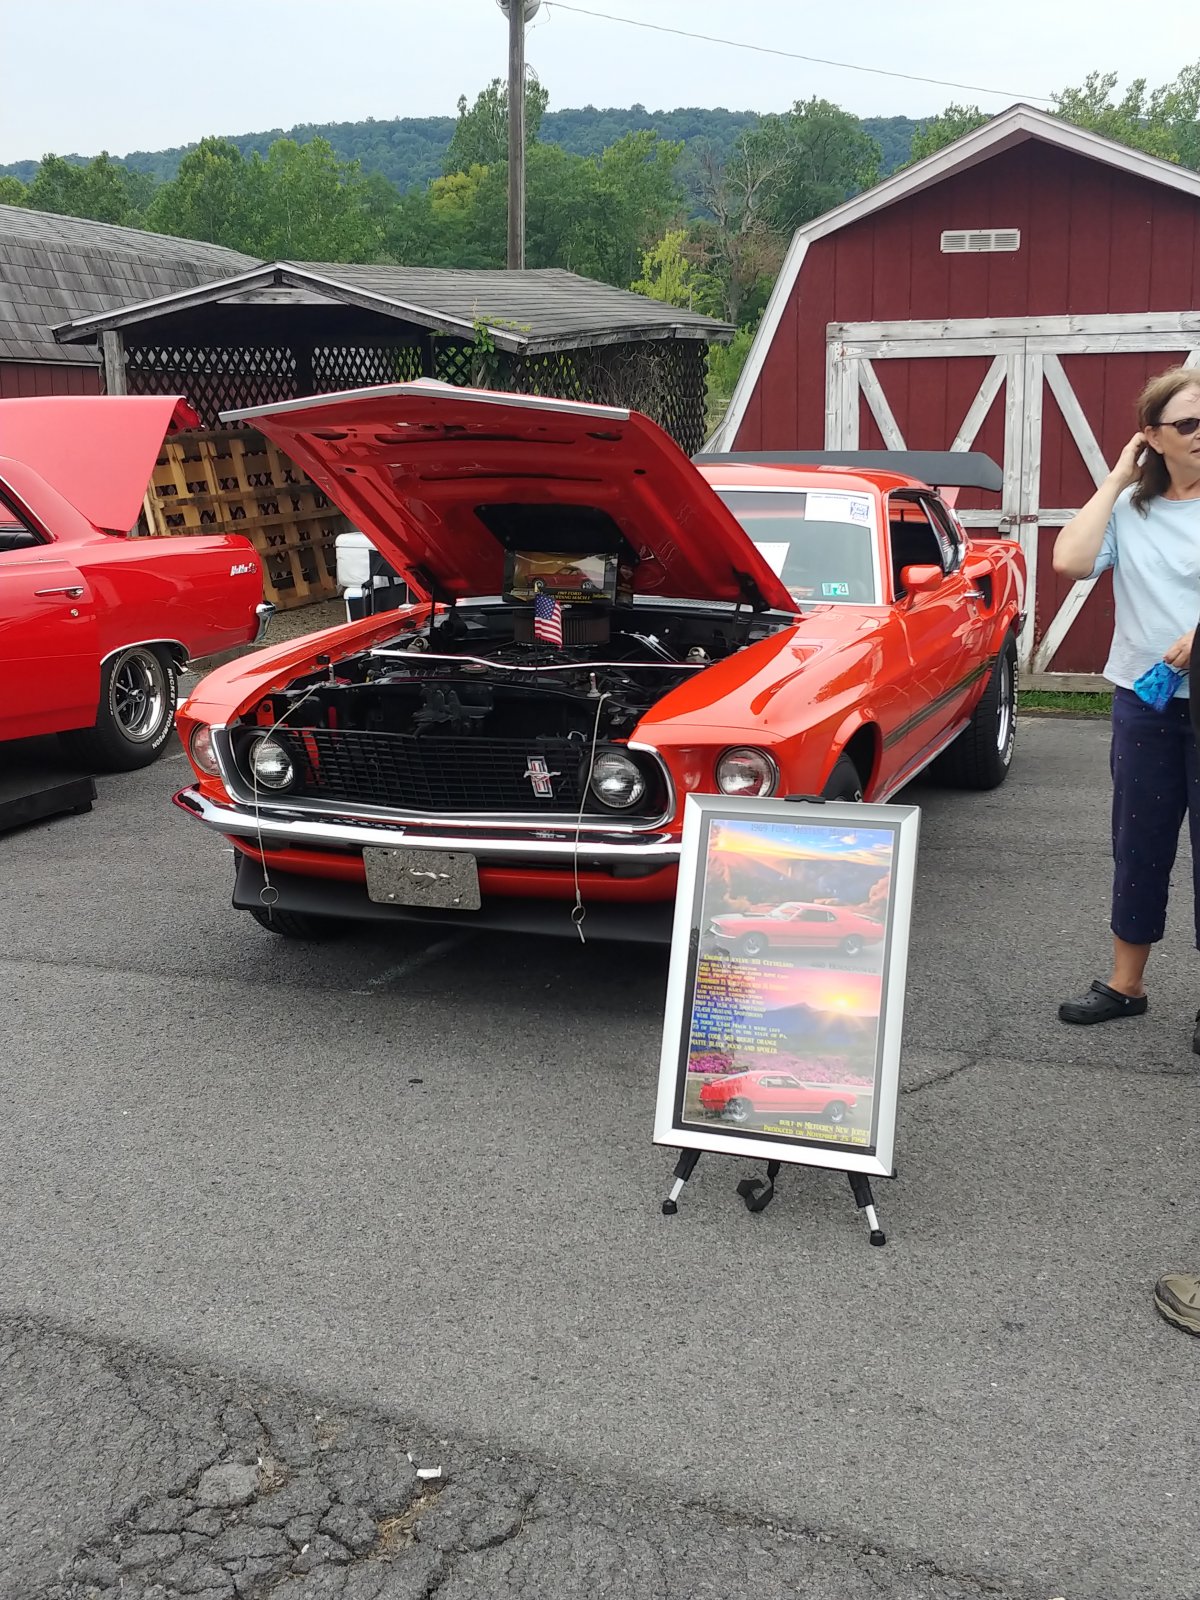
[223,382,797,612]
[0,395,198,532]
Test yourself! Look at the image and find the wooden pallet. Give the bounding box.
[143,428,344,610]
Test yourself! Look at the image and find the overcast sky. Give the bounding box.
[0,0,1189,165]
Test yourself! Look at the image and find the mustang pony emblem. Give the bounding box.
[523,756,561,797]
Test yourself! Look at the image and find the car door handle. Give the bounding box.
[34,585,85,597]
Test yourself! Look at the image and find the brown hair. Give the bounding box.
[1131,366,1200,513]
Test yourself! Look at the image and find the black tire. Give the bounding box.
[248,905,342,940]
[740,932,768,957]
[724,1096,753,1124]
[841,934,863,956]
[823,1101,849,1125]
[935,634,1018,790]
[61,644,178,772]
[822,755,864,802]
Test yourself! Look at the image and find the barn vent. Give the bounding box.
[941,228,1021,254]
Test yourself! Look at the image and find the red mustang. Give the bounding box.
[708,901,885,958]
[0,396,270,769]
[699,1070,859,1126]
[172,381,1025,941]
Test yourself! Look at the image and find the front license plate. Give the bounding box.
[363,847,481,910]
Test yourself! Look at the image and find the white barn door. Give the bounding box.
[827,313,1200,684]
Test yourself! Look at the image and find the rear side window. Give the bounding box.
[0,491,43,554]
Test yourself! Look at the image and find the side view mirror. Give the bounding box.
[900,564,944,598]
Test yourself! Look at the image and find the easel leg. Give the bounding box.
[737,1159,782,1213]
[662,1149,701,1215]
[848,1172,886,1246]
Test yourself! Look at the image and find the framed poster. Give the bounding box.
[653,794,920,1178]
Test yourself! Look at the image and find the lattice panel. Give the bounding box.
[502,341,709,455]
[125,345,298,427]
[434,341,478,386]
[313,343,424,390]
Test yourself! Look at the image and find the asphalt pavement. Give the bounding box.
[2,714,1198,1599]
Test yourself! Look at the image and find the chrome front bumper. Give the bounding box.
[173,786,681,867]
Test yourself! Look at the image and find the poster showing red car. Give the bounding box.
[654,796,920,1176]
[708,901,885,961]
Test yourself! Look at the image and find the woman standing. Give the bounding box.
[1056,367,1200,1042]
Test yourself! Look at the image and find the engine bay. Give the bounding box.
[252,599,788,744]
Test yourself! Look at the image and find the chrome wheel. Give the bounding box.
[724,1096,752,1124]
[109,647,169,744]
[995,648,1016,757]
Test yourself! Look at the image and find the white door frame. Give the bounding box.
[827,312,1200,679]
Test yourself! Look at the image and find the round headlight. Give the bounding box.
[589,751,647,810]
[716,747,778,797]
[189,724,219,776]
[249,735,295,790]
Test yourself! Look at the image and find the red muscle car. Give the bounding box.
[172,381,1025,942]
[708,902,885,958]
[0,396,271,769]
[698,1071,858,1126]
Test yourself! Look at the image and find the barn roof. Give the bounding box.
[0,204,257,365]
[712,103,1200,448]
[53,260,732,355]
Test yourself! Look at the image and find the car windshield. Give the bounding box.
[715,488,879,605]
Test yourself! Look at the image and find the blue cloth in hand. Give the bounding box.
[1132,659,1185,712]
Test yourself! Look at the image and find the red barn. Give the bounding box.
[711,105,1200,685]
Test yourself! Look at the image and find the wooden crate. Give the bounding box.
[143,428,344,610]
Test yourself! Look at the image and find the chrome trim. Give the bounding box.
[874,720,968,802]
[175,786,681,865]
[254,602,275,643]
[101,637,189,669]
[367,648,707,676]
[210,725,676,832]
[221,381,632,426]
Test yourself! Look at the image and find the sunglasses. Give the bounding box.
[1153,415,1200,436]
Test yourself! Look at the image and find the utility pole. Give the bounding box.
[506,0,526,269]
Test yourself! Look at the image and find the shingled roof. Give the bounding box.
[53,260,732,354]
[0,205,257,364]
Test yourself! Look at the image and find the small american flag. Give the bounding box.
[533,590,563,646]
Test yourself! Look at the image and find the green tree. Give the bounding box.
[1051,71,1177,159]
[907,104,989,164]
[247,138,383,261]
[755,99,880,232]
[631,227,721,315]
[25,152,145,224]
[444,74,549,173]
[0,175,28,205]
[592,130,685,286]
[147,137,254,248]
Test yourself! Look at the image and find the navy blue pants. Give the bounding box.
[1111,687,1200,947]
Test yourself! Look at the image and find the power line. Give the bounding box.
[540,3,1054,106]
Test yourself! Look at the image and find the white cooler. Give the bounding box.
[335,531,408,620]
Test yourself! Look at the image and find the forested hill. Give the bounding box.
[0,108,920,191]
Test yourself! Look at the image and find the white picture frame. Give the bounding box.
[653,793,921,1179]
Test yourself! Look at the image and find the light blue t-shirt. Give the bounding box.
[1091,488,1200,697]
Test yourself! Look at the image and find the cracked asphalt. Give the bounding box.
[2,714,1198,1599]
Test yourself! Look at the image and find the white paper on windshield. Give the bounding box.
[805,492,872,526]
[751,541,790,576]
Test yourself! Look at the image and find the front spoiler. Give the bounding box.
[173,786,682,867]
[232,856,675,943]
